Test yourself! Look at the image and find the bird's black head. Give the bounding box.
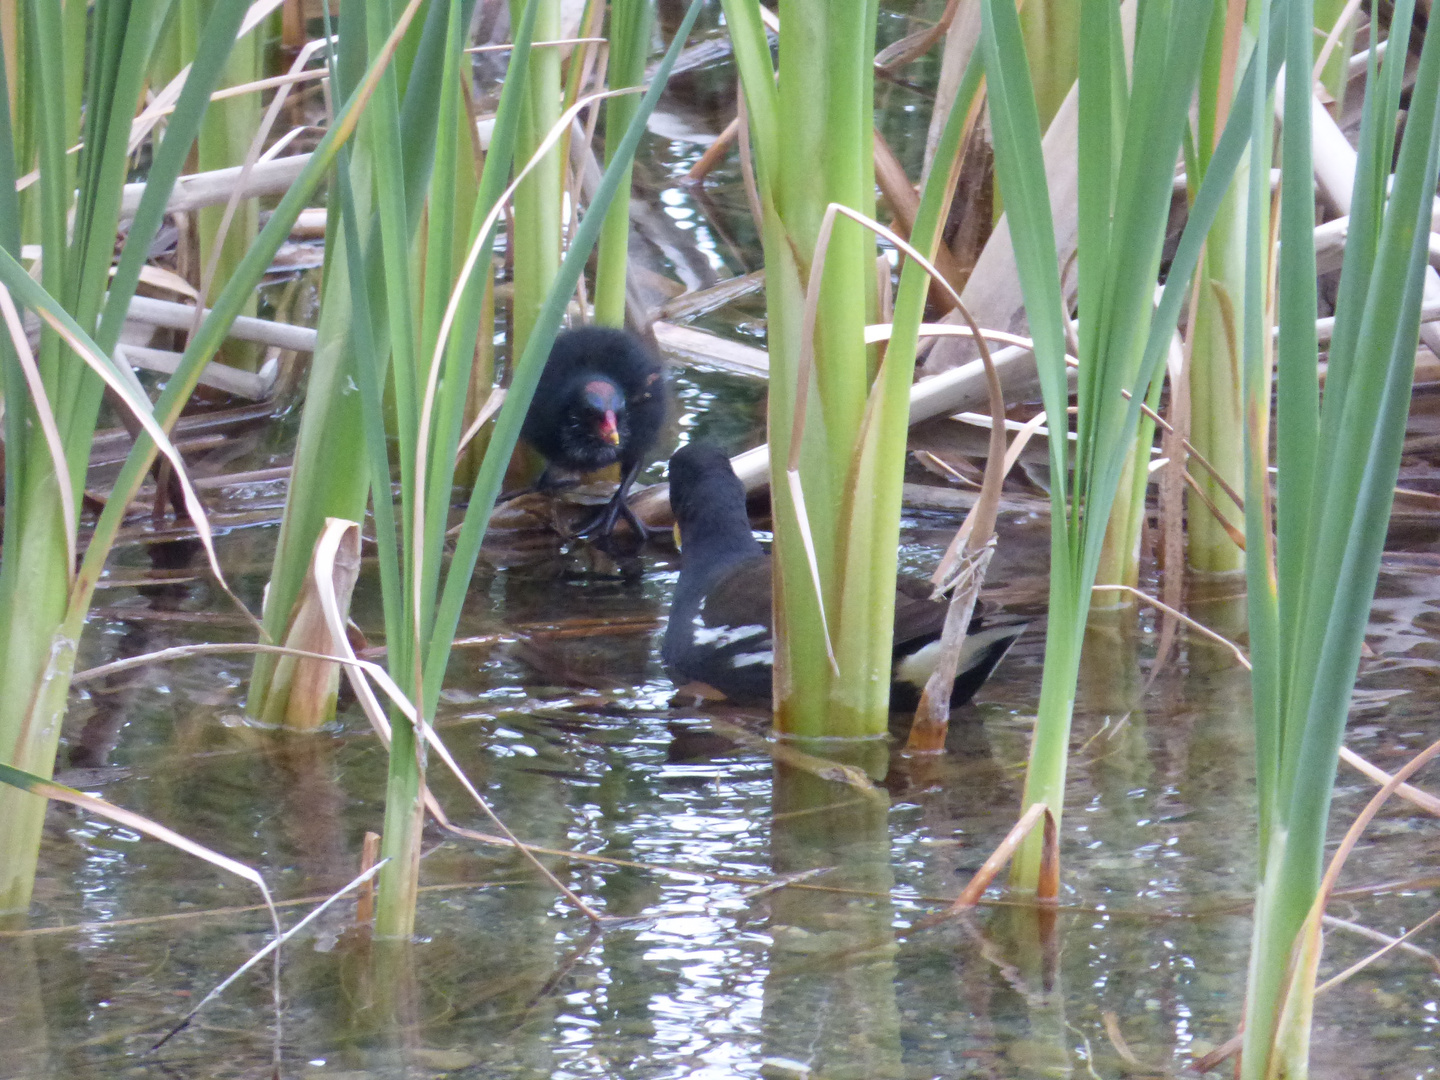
[668,443,756,552]
[559,374,630,470]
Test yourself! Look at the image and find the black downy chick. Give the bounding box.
[662,442,1026,710]
[521,326,667,540]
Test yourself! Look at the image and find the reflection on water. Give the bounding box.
[5,509,1439,1079]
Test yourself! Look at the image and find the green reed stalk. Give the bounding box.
[1238,2,1440,1072]
[1182,1,1253,576]
[839,53,984,734]
[721,0,900,738]
[1018,0,1079,136]
[0,0,429,916]
[360,0,470,939]
[249,0,468,720]
[0,0,242,913]
[979,0,1279,889]
[1094,378,1163,595]
[330,0,702,936]
[593,0,655,328]
[508,0,562,360]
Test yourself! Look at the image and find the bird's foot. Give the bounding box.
[573,494,653,548]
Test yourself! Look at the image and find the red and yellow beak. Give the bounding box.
[599,409,620,446]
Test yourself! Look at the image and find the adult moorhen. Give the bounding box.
[662,442,1026,709]
[521,326,667,540]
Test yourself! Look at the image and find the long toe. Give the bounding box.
[574,497,624,541]
[619,500,653,542]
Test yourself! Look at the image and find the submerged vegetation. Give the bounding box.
[1,0,1438,1076]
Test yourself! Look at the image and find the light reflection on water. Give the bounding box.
[5,546,1437,1080]
[4,445,1436,1080]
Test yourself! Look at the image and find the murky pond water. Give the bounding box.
[5,498,1438,1079]
[4,2,1440,1077]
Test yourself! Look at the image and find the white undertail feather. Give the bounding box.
[892,625,1019,689]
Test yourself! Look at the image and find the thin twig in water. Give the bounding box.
[150,859,389,1052]
[1092,584,1252,669]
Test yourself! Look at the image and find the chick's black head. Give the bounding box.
[556,375,630,472]
[521,327,666,479]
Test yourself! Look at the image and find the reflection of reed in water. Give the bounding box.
[762,757,903,1079]
[67,538,203,773]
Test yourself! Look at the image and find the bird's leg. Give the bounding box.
[576,458,652,542]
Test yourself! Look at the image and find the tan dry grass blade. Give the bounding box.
[305,520,604,923]
[1338,746,1440,816]
[1313,0,1367,84]
[1093,584,1253,669]
[464,37,607,54]
[127,265,201,301]
[71,641,404,684]
[0,764,273,902]
[268,511,363,729]
[1315,908,1440,994]
[0,760,282,1053]
[0,287,76,581]
[454,387,507,460]
[195,32,336,317]
[28,306,262,635]
[1269,735,1440,1075]
[126,0,290,158]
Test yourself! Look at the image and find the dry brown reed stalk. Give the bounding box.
[874,0,966,72]
[913,801,1059,929]
[194,32,336,323]
[355,831,382,926]
[908,322,1007,745]
[733,90,767,251]
[682,115,741,183]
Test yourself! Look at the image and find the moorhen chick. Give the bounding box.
[521,326,667,540]
[662,442,1026,709]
